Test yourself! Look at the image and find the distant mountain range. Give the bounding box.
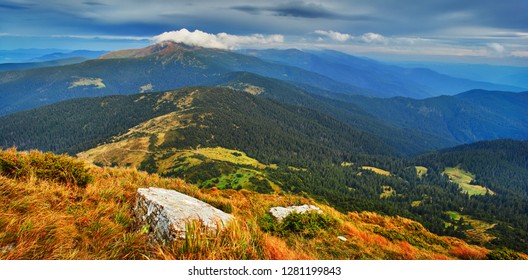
[0,57,90,72]
[29,50,108,62]
[0,41,522,116]
[0,49,108,64]
[397,62,528,90]
[2,69,526,155]
[240,49,523,97]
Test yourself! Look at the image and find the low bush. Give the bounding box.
[0,148,93,187]
[260,211,336,238]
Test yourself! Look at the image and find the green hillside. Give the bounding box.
[2,83,527,253]
[417,139,528,252]
[0,86,393,160]
[223,72,455,154]
[330,90,528,145]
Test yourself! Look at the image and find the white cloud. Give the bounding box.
[360,32,385,43]
[153,29,284,50]
[486,42,505,54]
[314,30,351,42]
[511,50,528,57]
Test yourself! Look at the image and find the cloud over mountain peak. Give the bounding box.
[153,28,284,50]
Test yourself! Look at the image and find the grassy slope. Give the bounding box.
[443,166,494,196]
[2,149,517,260]
[361,166,391,176]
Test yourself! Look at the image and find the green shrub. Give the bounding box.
[260,211,336,238]
[0,148,94,187]
[259,214,279,233]
[487,248,523,260]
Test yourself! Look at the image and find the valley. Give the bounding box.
[1,42,527,259]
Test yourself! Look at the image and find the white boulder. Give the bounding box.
[269,204,323,222]
[134,187,233,243]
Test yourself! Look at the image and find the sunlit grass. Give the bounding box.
[415,166,428,178]
[361,166,390,176]
[69,78,105,89]
[443,167,494,196]
[0,149,509,260]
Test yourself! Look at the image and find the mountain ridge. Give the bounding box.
[241,48,522,97]
[0,42,373,116]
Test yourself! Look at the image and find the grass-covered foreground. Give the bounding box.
[1,149,525,260]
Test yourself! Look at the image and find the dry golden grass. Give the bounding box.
[191,147,272,169]
[78,137,151,168]
[449,243,488,260]
[1,149,517,260]
[68,78,105,89]
[361,166,391,176]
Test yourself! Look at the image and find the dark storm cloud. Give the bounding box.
[349,0,528,33]
[231,5,263,15]
[232,1,377,24]
[3,0,526,37]
[232,1,338,18]
[82,1,107,6]
[271,1,338,18]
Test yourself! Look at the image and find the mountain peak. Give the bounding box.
[99,41,198,59]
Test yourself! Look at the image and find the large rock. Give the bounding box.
[269,205,323,222]
[134,187,233,243]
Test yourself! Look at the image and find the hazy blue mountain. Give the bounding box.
[241,48,522,98]
[1,42,525,152]
[29,50,108,62]
[0,49,107,64]
[0,57,89,72]
[396,62,528,90]
[0,48,65,63]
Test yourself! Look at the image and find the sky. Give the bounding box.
[1,0,527,65]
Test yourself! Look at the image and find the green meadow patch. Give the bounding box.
[415,166,428,178]
[380,186,395,199]
[204,168,277,194]
[361,166,390,176]
[443,166,494,196]
[444,211,496,244]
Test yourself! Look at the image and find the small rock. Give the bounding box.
[337,236,347,242]
[269,204,323,222]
